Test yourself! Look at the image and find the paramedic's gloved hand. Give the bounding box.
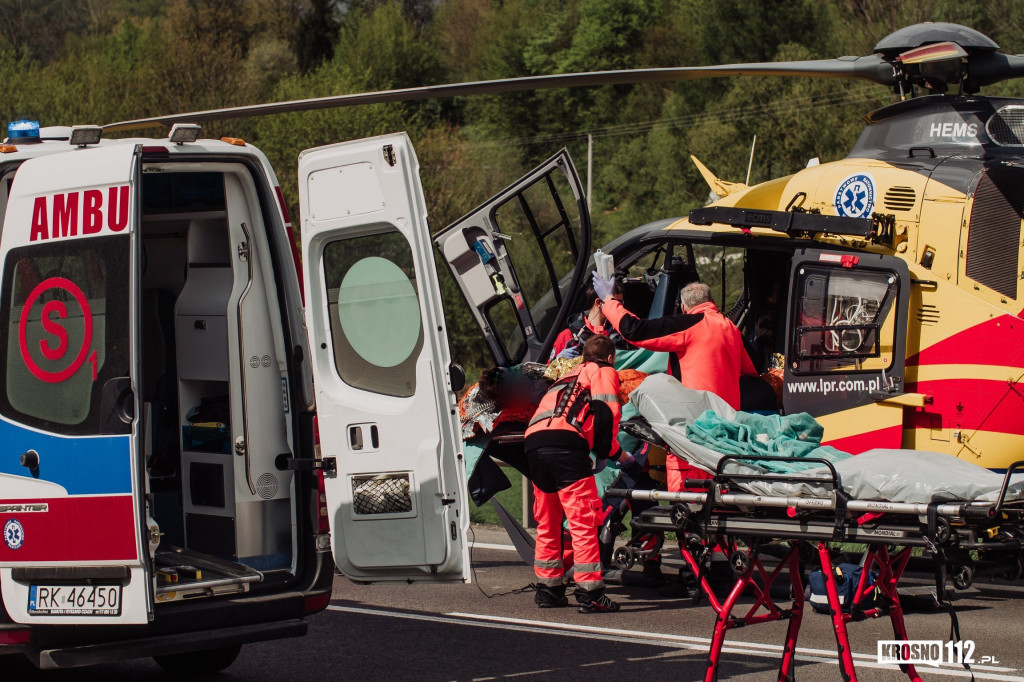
[556,345,580,360]
[593,457,607,474]
[617,451,644,479]
[592,270,615,302]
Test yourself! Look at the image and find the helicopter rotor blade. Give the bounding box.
[102,55,894,133]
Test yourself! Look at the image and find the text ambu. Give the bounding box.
[30,186,129,241]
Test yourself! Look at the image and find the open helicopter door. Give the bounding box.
[299,133,469,583]
[0,144,151,624]
[434,149,591,365]
[783,249,914,453]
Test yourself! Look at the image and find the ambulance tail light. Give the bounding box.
[275,185,304,302]
[0,626,31,645]
[313,416,331,540]
[303,592,331,615]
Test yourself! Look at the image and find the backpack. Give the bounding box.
[807,562,877,614]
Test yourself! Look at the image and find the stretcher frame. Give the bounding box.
[607,456,1024,682]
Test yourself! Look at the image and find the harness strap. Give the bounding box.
[927,502,974,681]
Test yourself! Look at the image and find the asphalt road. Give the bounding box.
[10,525,1024,681]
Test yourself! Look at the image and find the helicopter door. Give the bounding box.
[299,133,469,583]
[783,249,912,453]
[434,149,591,365]
[0,144,150,624]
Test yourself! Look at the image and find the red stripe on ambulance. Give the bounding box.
[29,185,130,241]
[0,495,137,562]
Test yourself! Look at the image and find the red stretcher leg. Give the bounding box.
[867,546,924,682]
[817,543,859,682]
[777,546,806,682]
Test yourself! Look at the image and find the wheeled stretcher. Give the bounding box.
[606,375,1024,682]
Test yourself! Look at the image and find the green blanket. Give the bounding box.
[685,410,850,472]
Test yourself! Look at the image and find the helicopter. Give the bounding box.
[102,20,1024,472]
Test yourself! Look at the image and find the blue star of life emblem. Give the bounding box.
[3,518,24,550]
[834,173,875,218]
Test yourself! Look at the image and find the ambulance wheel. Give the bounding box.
[153,644,242,675]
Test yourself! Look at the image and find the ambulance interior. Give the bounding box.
[139,167,296,601]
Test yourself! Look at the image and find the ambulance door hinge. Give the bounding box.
[275,454,337,475]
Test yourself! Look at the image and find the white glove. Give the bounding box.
[592,270,614,302]
[556,345,580,360]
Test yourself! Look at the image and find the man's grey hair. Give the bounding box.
[680,282,713,311]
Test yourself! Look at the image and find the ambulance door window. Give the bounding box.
[484,297,525,364]
[490,170,581,345]
[791,267,896,374]
[323,229,423,398]
[0,235,130,434]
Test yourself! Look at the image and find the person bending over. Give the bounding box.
[524,335,637,613]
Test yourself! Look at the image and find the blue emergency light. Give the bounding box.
[7,119,40,143]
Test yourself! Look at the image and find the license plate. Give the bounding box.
[28,584,122,616]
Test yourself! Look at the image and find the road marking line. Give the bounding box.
[327,605,1020,679]
[469,542,518,551]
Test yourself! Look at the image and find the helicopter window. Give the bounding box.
[693,244,745,313]
[0,235,129,435]
[322,229,424,398]
[792,267,897,374]
[490,169,581,346]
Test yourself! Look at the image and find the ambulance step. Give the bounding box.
[154,545,262,603]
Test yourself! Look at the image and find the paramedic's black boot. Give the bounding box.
[575,588,620,613]
[535,584,568,608]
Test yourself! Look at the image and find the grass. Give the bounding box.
[470,467,525,526]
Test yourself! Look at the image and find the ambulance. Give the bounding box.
[0,122,469,672]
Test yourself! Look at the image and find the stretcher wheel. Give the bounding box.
[1002,557,1024,581]
[951,564,974,590]
[729,550,751,577]
[934,516,952,545]
[669,503,690,530]
[614,546,638,570]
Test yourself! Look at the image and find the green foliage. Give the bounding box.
[0,0,1022,371]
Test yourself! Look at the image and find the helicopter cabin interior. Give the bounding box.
[609,233,901,413]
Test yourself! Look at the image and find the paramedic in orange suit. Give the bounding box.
[524,335,636,613]
[593,278,757,411]
[593,277,758,495]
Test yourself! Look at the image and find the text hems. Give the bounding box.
[30,185,130,241]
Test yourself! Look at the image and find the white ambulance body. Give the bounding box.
[0,124,469,672]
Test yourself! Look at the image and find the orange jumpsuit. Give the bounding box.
[524,360,622,593]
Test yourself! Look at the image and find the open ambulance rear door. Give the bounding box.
[0,145,151,624]
[433,149,592,366]
[299,133,469,583]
